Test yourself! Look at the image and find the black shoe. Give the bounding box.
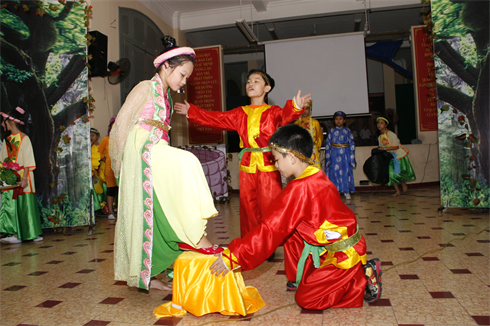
[286,281,297,291]
[364,258,382,303]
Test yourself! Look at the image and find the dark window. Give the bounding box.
[119,8,164,106]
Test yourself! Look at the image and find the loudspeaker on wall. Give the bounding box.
[88,31,108,77]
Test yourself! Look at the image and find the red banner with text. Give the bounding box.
[412,26,437,131]
[187,46,224,144]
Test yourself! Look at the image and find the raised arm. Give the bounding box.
[293,90,311,110]
[279,90,310,126]
[175,100,240,131]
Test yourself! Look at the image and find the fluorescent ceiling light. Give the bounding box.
[354,19,362,32]
[236,18,259,43]
[268,27,279,40]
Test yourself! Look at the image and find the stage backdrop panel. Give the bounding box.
[432,0,489,208]
[0,2,92,226]
[263,32,369,118]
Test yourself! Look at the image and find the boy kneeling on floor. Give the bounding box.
[211,124,382,309]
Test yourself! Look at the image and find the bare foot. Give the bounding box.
[392,192,401,197]
[149,279,172,291]
[401,182,408,192]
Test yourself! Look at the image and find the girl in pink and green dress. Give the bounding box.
[109,36,221,291]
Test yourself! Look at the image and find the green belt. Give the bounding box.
[296,226,361,287]
[238,146,271,162]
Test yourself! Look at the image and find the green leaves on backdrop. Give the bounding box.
[1,1,94,226]
[431,0,489,208]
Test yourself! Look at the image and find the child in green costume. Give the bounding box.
[0,107,43,244]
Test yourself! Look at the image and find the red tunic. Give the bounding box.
[224,166,368,309]
[188,101,302,237]
[188,101,301,172]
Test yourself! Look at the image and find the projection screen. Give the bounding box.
[263,32,369,118]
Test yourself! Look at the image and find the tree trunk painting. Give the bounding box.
[0,1,92,227]
[432,0,489,208]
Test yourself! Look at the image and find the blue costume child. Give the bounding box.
[325,111,356,199]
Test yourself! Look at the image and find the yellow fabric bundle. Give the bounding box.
[154,252,265,318]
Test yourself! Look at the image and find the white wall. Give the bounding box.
[383,64,397,111]
[353,144,440,186]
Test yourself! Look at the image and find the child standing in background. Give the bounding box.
[376,117,415,196]
[98,116,117,220]
[90,128,103,211]
[325,111,356,199]
[294,100,323,169]
[0,107,43,244]
[174,69,310,238]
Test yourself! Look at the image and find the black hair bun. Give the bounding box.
[161,35,177,51]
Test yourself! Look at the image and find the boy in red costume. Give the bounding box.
[210,124,382,309]
[174,70,310,238]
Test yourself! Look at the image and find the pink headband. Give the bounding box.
[153,47,196,67]
[0,112,25,125]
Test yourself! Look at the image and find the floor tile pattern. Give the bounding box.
[1,187,489,325]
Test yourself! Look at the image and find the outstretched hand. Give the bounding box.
[174,100,191,115]
[293,90,311,109]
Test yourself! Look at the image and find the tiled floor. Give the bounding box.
[1,186,489,326]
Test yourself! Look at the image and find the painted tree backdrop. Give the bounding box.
[1,1,93,226]
[431,0,489,208]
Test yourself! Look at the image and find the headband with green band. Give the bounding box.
[376,117,389,125]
